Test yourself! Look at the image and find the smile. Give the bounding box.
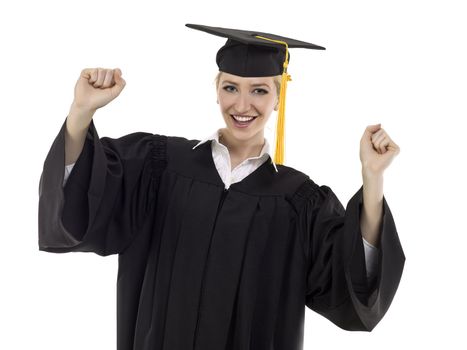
[230,114,258,128]
[231,114,258,121]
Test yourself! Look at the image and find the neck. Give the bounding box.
[219,128,265,161]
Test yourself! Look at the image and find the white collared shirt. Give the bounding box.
[63,129,378,278]
[192,128,278,191]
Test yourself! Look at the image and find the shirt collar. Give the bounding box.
[192,129,279,173]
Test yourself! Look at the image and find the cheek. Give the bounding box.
[218,97,234,110]
[257,97,276,111]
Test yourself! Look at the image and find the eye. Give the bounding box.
[223,85,236,92]
[222,86,268,94]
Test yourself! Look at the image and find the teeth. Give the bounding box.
[232,115,256,122]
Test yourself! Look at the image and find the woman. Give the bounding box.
[38,24,405,350]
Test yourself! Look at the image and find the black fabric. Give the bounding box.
[38,117,405,350]
[186,23,326,77]
[217,39,291,77]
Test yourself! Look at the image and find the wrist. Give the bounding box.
[67,102,95,131]
[70,101,96,116]
[362,166,383,180]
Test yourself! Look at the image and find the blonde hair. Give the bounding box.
[214,71,282,104]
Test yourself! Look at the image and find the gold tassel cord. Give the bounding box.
[254,35,292,165]
[275,67,292,165]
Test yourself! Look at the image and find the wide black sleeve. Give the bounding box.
[293,179,405,331]
[38,116,168,256]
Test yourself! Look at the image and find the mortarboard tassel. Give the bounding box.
[254,35,291,165]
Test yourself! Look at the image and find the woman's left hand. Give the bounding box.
[360,123,400,176]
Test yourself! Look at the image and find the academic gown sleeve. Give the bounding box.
[38,116,167,256]
[294,180,405,331]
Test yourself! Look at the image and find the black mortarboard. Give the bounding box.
[185,23,325,77]
[185,23,326,165]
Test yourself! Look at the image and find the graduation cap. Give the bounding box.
[185,23,325,165]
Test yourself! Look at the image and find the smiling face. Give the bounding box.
[216,71,280,142]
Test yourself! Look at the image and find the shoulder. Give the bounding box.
[275,163,324,194]
[280,164,337,212]
[163,135,202,165]
[109,133,196,163]
[269,163,309,195]
[165,134,201,152]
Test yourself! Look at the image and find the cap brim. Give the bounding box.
[186,23,326,50]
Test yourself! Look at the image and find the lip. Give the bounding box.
[230,114,258,128]
[231,114,259,118]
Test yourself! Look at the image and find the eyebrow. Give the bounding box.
[222,80,270,88]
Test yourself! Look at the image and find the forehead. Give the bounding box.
[220,72,274,86]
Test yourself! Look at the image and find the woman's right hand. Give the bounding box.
[65,68,126,165]
[72,67,126,113]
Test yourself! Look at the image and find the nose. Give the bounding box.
[234,91,253,114]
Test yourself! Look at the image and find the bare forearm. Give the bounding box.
[65,103,95,165]
[360,170,384,247]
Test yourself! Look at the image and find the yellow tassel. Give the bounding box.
[254,35,291,165]
[274,68,291,165]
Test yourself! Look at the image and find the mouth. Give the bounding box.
[230,114,258,128]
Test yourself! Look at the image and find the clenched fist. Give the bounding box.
[72,67,126,113]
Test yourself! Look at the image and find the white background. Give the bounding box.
[1,0,466,349]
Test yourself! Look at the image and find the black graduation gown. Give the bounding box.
[38,117,405,350]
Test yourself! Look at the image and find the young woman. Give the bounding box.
[38,24,405,350]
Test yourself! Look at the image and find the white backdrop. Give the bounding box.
[1,0,465,349]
